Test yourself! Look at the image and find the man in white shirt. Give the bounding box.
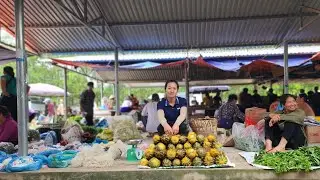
[142,94,160,133]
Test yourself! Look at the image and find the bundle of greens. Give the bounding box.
[254,146,320,173]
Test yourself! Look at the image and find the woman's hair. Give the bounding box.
[0,105,10,117]
[228,94,238,102]
[3,66,14,77]
[279,94,296,106]
[164,80,179,90]
[151,93,160,102]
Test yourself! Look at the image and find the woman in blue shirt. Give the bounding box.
[157,80,188,135]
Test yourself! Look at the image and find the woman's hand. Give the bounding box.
[269,114,281,127]
[163,123,173,135]
[2,92,9,97]
[172,124,180,135]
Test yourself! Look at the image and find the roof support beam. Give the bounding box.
[53,0,117,48]
[19,12,318,30]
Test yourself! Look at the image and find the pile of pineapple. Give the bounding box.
[140,132,228,168]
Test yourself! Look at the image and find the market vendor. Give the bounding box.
[0,105,18,144]
[265,94,306,153]
[157,80,188,135]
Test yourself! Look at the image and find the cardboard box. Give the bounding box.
[305,126,320,143]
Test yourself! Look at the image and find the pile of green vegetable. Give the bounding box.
[254,146,320,173]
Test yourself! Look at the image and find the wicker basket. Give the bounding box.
[189,116,218,136]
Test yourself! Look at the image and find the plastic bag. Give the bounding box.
[36,149,61,157]
[95,118,109,128]
[110,117,142,142]
[61,124,83,143]
[5,156,42,172]
[0,151,8,163]
[47,150,77,168]
[32,154,49,165]
[232,122,265,152]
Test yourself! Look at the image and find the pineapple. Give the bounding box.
[153,134,161,144]
[172,158,181,166]
[162,158,172,167]
[181,156,192,166]
[148,157,161,168]
[171,135,180,145]
[140,158,149,166]
[176,149,186,159]
[167,149,177,160]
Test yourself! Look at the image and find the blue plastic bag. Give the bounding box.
[47,150,77,168]
[95,118,108,128]
[5,156,42,172]
[33,155,49,165]
[93,138,108,144]
[36,149,61,157]
[0,151,8,163]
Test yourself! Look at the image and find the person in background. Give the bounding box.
[269,96,283,113]
[265,94,306,152]
[252,89,262,107]
[190,96,199,106]
[267,88,278,107]
[217,94,244,129]
[202,92,212,107]
[56,99,65,116]
[107,95,115,110]
[43,98,55,123]
[307,90,314,105]
[120,96,132,113]
[312,86,320,115]
[213,91,222,109]
[0,66,17,121]
[142,93,160,133]
[0,106,18,144]
[157,80,188,135]
[130,94,139,110]
[299,89,307,98]
[80,82,96,126]
[297,94,315,117]
[239,88,251,109]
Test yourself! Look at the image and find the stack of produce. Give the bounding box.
[96,128,114,141]
[254,146,320,173]
[140,132,228,168]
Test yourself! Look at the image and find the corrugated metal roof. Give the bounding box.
[99,0,299,23]
[0,0,319,52]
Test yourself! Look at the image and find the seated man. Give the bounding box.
[217,94,244,129]
[265,94,306,153]
[0,106,18,145]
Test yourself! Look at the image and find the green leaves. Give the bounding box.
[254,147,320,173]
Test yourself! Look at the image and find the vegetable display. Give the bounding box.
[140,132,228,168]
[254,146,320,173]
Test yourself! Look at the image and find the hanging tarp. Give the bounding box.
[120,61,161,69]
[29,83,70,97]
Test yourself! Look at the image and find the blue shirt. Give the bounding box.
[157,97,187,123]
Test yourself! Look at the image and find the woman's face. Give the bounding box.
[166,82,178,98]
[285,96,298,112]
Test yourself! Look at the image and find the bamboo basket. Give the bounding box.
[189,116,218,136]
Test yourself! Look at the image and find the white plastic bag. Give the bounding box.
[232,122,265,152]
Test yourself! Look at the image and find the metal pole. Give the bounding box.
[15,0,28,156]
[63,68,68,120]
[100,81,104,106]
[184,61,190,121]
[115,48,120,115]
[283,41,289,94]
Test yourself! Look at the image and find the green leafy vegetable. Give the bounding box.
[254,146,320,173]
